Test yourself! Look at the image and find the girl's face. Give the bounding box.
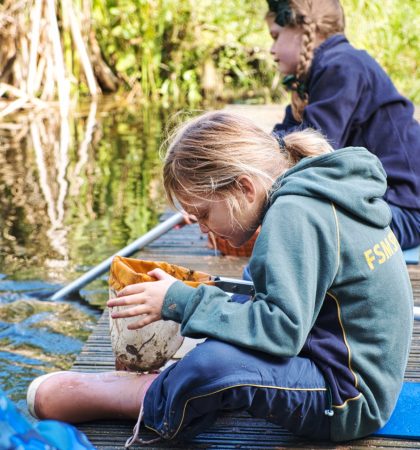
[267,16,302,75]
[181,177,264,248]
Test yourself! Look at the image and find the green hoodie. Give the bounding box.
[162,147,413,441]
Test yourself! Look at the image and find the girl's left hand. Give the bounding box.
[107,269,177,330]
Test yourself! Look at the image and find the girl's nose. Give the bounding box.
[199,223,210,234]
[270,42,276,56]
[270,40,281,60]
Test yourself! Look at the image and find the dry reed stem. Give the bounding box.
[0,0,108,118]
[0,98,28,118]
[27,0,42,96]
[63,0,99,96]
[46,0,70,117]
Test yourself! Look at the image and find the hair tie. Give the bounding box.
[272,133,286,149]
[282,74,307,100]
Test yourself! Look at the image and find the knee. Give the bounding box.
[34,384,54,419]
[180,340,245,385]
[29,375,59,419]
[27,371,78,420]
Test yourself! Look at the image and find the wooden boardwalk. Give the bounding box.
[72,215,420,449]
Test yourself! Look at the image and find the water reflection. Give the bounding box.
[0,98,170,415]
[0,98,166,279]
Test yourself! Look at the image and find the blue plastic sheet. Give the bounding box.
[374,382,420,439]
[0,388,95,450]
[403,246,420,264]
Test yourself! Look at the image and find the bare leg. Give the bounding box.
[33,371,158,423]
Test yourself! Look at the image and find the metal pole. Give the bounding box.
[50,212,185,301]
[415,306,420,321]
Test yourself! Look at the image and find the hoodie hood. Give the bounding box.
[268,147,392,228]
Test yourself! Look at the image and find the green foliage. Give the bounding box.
[92,0,274,105]
[91,0,419,104]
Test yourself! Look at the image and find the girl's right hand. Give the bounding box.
[107,269,177,329]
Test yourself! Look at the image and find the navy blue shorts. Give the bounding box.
[389,204,420,250]
[143,339,331,442]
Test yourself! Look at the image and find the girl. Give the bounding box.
[27,112,413,445]
[266,0,420,249]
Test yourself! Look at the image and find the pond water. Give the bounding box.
[0,98,175,419]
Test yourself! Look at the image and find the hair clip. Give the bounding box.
[267,0,293,27]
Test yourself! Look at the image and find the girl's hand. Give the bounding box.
[175,213,197,229]
[107,269,177,330]
[182,213,197,225]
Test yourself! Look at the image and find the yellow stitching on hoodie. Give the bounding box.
[330,203,340,276]
[326,291,359,392]
[333,393,362,409]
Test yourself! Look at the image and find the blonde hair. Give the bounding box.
[269,0,345,122]
[163,111,333,217]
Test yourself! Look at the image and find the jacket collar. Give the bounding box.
[314,34,348,56]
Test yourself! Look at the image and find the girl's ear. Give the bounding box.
[236,175,257,203]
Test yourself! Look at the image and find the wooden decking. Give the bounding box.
[72,217,420,449]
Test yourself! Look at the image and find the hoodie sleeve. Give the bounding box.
[273,57,367,149]
[161,197,338,357]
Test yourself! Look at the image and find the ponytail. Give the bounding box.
[277,128,333,166]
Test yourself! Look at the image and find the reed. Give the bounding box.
[0,0,116,118]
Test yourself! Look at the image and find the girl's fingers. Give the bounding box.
[107,295,145,307]
[110,304,149,318]
[181,213,197,225]
[127,315,158,330]
[117,283,145,297]
[147,268,174,280]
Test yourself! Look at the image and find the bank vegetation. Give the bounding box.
[0,0,418,118]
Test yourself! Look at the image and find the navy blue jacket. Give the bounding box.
[273,35,420,210]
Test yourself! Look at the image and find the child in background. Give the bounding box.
[26,111,413,445]
[266,0,420,249]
